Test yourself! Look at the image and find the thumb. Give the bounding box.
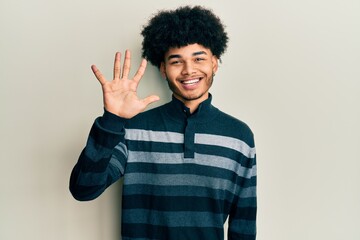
[142,95,160,107]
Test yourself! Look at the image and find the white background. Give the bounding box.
[1,0,359,239]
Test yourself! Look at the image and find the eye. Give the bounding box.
[195,57,205,62]
[170,60,181,65]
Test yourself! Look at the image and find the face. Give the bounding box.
[160,43,218,107]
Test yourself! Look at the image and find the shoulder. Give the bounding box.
[124,103,170,129]
[208,107,255,147]
[218,110,253,134]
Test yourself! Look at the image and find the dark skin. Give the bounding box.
[91,50,160,118]
[92,44,218,117]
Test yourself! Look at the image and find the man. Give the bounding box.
[70,6,256,240]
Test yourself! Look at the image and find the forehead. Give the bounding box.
[164,43,212,59]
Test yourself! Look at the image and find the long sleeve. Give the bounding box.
[69,110,128,201]
[228,145,257,239]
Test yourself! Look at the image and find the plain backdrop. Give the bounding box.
[1,0,359,239]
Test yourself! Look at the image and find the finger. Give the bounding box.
[91,65,107,85]
[133,59,147,83]
[141,95,160,107]
[121,50,131,79]
[113,52,121,80]
[142,95,160,108]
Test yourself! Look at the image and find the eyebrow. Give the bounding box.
[167,51,207,60]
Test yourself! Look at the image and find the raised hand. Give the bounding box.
[91,50,160,118]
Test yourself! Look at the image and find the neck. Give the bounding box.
[173,92,209,114]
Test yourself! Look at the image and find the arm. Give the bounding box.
[228,145,257,239]
[69,110,127,201]
[69,51,159,201]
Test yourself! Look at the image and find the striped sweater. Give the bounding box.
[70,95,257,240]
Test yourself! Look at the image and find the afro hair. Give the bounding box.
[141,5,228,68]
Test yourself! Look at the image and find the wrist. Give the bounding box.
[99,109,127,132]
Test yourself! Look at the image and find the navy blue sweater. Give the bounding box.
[70,95,257,240]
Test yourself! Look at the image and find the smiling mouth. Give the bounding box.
[181,78,202,85]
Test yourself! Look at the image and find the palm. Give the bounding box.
[91,51,159,118]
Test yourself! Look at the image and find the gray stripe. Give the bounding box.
[124,129,256,160]
[125,129,184,143]
[114,142,128,157]
[109,157,124,175]
[127,151,183,164]
[195,133,256,158]
[127,151,256,179]
[109,142,128,174]
[124,173,238,195]
[122,209,224,227]
[238,186,257,198]
[195,153,257,179]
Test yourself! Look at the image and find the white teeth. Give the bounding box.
[182,78,200,85]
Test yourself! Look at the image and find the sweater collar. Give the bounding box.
[165,93,219,123]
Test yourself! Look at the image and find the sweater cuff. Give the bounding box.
[98,109,127,132]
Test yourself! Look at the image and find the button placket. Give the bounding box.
[184,117,195,159]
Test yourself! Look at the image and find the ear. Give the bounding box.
[212,56,219,74]
[160,62,166,79]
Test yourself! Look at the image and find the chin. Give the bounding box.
[179,91,208,102]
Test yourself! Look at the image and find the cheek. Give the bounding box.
[203,66,214,76]
[164,67,180,80]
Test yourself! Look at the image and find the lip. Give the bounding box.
[180,76,204,83]
[181,78,200,83]
[179,77,203,90]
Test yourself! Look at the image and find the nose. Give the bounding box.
[181,61,196,76]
